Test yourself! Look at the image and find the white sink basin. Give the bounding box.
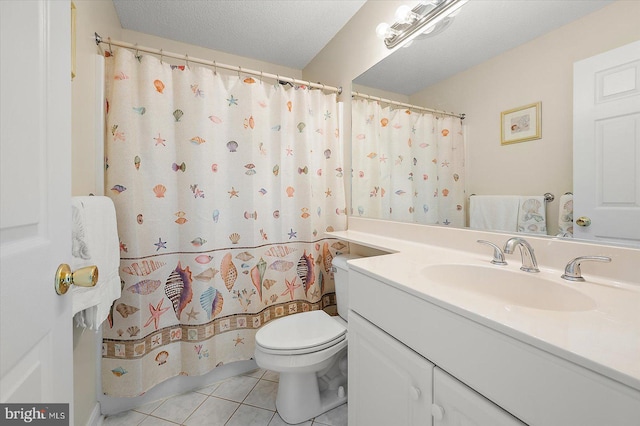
[421,264,597,312]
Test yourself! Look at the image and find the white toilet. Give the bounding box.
[254,254,358,424]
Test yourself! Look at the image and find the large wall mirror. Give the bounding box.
[351,0,640,247]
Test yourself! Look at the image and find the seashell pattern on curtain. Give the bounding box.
[103,48,347,397]
[351,99,466,226]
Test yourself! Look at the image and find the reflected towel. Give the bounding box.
[517,196,547,234]
[71,196,121,330]
[557,193,573,237]
[469,195,520,232]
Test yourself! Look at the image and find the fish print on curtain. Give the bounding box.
[103,48,347,397]
[351,99,465,227]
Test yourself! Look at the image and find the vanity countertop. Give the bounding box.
[328,228,640,393]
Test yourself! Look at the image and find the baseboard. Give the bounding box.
[98,359,258,415]
[85,403,103,426]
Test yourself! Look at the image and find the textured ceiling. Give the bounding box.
[112,0,614,95]
[112,0,367,69]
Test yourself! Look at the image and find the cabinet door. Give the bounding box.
[348,311,433,426]
[433,368,526,426]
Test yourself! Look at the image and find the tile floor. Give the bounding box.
[102,369,347,426]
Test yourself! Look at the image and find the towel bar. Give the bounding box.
[469,193,555,202]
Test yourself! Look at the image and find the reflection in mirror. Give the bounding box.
[351,97,465,227]
[351,0,640,246]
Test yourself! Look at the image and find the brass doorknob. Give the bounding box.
[55,264,98,295]
[576,216,592,227]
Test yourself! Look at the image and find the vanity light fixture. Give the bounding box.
[376,0,468,49]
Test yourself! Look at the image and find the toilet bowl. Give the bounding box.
[254,253,358,424]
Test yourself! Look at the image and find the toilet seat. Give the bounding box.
[255,310,346,355]
[257,334,346,355]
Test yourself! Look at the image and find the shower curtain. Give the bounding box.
[102,48,347,397]
[351,98,465,226]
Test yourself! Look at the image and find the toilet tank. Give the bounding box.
[331,253,362,320]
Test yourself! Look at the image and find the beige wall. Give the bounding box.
[410,1,640,235]
[71,2,303,197]
[304,1,406,92]
[71,1,639,422]
[71,2,304,424]
[304,1,407,211]
[352,83,410,103]
[72,0,122,197]
[305,0,640,236]
[71,3,121,424]
[119,30,302,79]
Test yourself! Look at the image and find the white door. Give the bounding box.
[573,40,640,245]
[0,0,73,416]
[348,311,433,426]
[432,368,525,426]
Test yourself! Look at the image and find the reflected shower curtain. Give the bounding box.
[102,48,347,397]
[351,99,465,226]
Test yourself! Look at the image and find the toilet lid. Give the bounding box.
[255,310,346,351]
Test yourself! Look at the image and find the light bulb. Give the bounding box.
[376,22,391,39]
[395,5,412,23]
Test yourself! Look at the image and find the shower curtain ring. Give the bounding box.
[238,66,242,78]
[160,49,164,64]
[185,54,190,69]
[107,37,113,55]
[134,43,139,59]
[213,60,217,75]
[260,71,263,85]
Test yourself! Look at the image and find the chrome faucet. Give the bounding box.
[503,237,539,273]
[561,256,611,282]
[477,240,507,265]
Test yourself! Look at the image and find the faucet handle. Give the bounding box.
[477,240,507,265]
[561,256,612,282]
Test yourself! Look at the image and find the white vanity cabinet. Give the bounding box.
[348,312,434,426]
[348,267,640,426]
[349,310,524,426]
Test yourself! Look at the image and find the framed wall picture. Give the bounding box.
[500,102,541,145]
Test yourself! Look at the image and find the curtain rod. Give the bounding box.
[94,33,342,95]
[352,91,465,119]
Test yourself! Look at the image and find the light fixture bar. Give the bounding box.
[384,0,467,49]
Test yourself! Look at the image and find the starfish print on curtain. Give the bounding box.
[351,98,466,226]
[103,48,348,396]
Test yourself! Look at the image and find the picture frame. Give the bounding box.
[500,102,541,145]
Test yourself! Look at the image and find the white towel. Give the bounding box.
[557,193,573,237]
[517,196,547,234]
[469,195,520,232]
[71,196,121,330]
